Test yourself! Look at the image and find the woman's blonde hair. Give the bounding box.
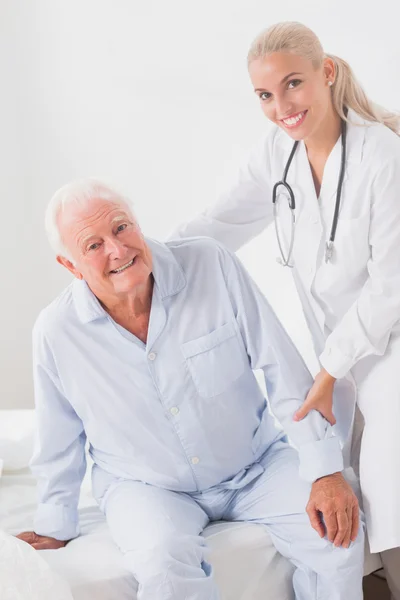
[248,22,400,135]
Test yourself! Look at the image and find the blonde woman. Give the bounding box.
[173,21,400,597]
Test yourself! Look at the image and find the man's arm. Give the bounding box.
[219,244,359,547]
[220,245,343,482]
[19,320,87,547]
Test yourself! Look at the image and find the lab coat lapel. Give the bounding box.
[318,135,343,209]
[292,141,323,259]
[320,111,365,209]
[289,142,327,337]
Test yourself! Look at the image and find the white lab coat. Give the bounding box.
[172,109,400,553]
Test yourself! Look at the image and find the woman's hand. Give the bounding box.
[294,368,337,425]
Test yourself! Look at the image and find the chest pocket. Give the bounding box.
[181,321,245,398]
[320,213,370,282]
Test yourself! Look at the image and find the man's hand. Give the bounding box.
[16,531,68,550]
[294,368,336,425]
[307,472,359,548]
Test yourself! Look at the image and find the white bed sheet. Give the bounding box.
[0,469,297,600]
[0,530,73,600]
[0,403,382,599]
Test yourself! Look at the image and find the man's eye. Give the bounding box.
[117,224,127,232]
[88,243,100,251]
[288,79,302,89]
[259,92,272,101]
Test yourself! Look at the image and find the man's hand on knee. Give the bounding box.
[306,472,359,549]
[16,531,68,550]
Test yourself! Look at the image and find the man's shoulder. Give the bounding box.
[165,235,232,262]
[163,236,237,280]
[33,283,76,339]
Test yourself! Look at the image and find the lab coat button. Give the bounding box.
[170,407,179,416]
[148,352,156,361]
[191,457,200,465]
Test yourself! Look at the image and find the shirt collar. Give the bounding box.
[72,238,187,324]
[345,108,367,165]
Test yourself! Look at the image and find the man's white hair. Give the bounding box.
[45,178,135,259]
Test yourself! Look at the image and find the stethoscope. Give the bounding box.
[272,116,347,267]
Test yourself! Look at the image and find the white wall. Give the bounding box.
[1,0,399,408]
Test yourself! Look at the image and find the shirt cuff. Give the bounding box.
[319,345,354,379]
[34,503,80,541]
[298,437,344,483]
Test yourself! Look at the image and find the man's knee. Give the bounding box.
[290,511,365,575]
[314,521,365,573]
[123,532,208,580]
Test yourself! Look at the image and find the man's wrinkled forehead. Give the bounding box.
[58,198,135,247]
[79,215,130,246]
[61,197,130,225]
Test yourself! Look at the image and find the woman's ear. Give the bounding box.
[323,57,336,86]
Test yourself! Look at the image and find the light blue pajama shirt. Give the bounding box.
[31,237,366,600]
[31,237,344,542]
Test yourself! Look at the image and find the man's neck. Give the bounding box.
[98,276,154,343]
[101,276,153,315]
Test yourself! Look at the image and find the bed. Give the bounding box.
[0,410,381,599]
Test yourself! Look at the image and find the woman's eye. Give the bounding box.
[259,92,272,101]
[288,79,302,89]
[117,223,128,233]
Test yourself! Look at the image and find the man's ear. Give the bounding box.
[56,255,84,280]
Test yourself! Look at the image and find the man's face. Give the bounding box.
[57,198,152,299]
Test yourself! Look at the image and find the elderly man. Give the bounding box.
[18,179,364,599]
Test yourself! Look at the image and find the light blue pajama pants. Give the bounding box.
[97,441,365,599]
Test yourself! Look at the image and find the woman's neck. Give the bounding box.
[304,107,342,158]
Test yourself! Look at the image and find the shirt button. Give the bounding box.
[148,352,156,361]
[170,407,179,416]
[191,457,200,465]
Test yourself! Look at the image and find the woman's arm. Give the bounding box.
[320,154,400,379]
[296,148,400,422]
[168,133,275,251]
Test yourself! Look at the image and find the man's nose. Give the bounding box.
[106,238,127,259]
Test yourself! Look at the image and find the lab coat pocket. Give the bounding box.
[181,320,245,398]
[330,213,370,269]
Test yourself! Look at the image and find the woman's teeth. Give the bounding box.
[111,258,134,274]
[282,111,306,127]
